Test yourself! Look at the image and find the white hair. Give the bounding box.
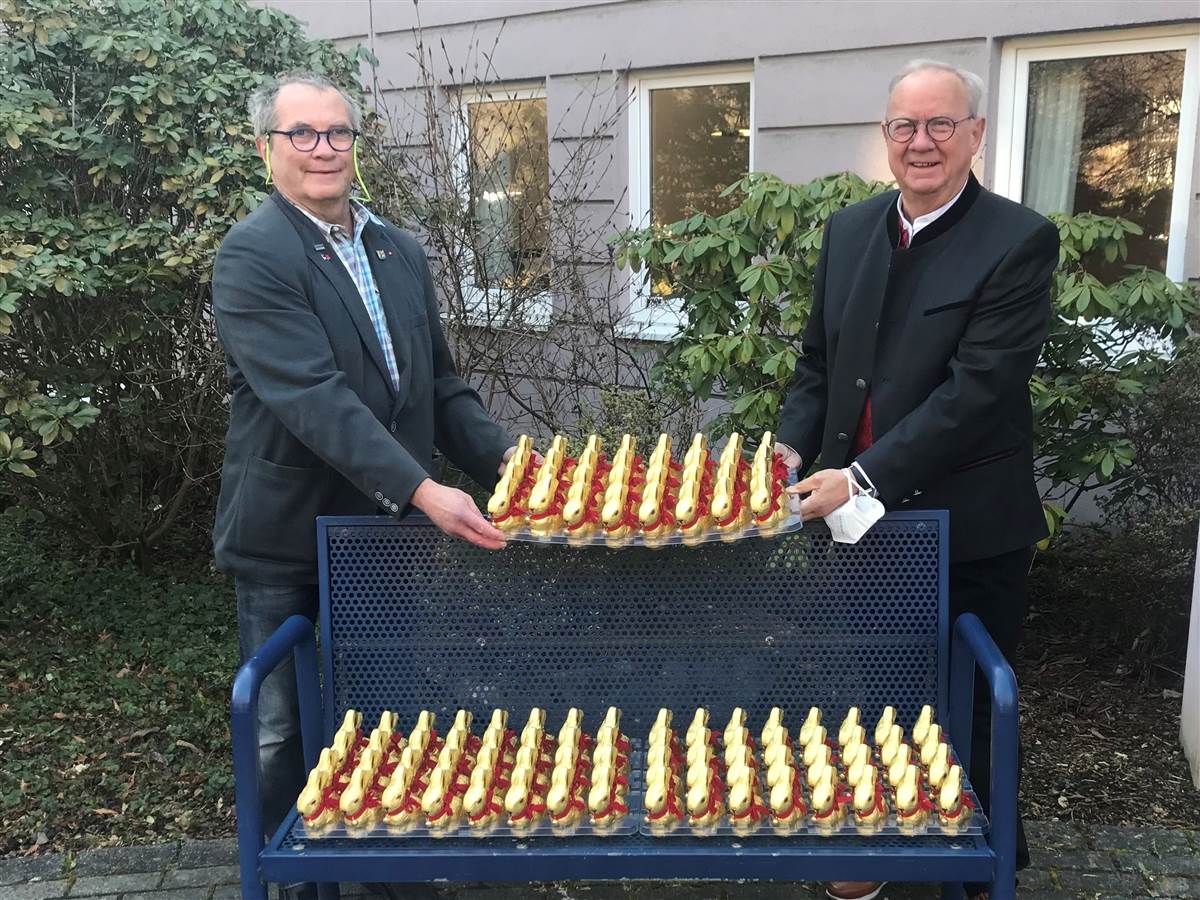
[888,59,985,117]
[248,70,362,137]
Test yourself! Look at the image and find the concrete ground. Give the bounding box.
[2,822,1198,900]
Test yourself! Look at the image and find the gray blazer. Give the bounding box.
[211,193,511,584]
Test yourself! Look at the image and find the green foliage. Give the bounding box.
[612,172,1200,519]
[1034,215,1198,518]
[0,510,238,853]
[1032,339,1200,672]
[0,0,371,555]
[611,172,890,435]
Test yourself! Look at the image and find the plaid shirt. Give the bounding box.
[296,201,401,391]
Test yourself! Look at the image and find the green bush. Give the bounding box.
[1029,338,1200,671]
[0,0,371,560]
[610,172,1200,523]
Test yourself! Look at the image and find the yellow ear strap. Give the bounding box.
[353,141,372,203]
[264,146,273,185]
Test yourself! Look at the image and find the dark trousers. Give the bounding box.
[235,578,319,839]
[950,546,1034,885]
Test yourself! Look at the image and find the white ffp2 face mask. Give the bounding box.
[823,470,885,544]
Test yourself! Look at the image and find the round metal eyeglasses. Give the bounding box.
[883,115,975,143]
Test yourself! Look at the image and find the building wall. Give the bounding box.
[264,0,1200,282]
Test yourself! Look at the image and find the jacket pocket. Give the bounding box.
[923,297,974,316]
[951,446,1019,474]
[235,456,327,566]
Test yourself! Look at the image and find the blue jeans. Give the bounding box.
[235,578,318,839]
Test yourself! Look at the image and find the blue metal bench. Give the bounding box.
[232,510,1019,899]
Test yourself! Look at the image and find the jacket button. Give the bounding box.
[855,378,867,390]
[374,491,383,500]
[390,503,399,513]
[390,422,398,433]
[837,432,849,442]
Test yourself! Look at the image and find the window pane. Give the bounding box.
[650,83,750,226]
[1023,50,1184,275]
[467,97,550,290]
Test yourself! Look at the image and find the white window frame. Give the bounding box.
[454,84,553,330]
[625,67,755,341]
[994,25,1200,283]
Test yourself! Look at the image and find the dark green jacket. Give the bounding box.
[212,193,510,583]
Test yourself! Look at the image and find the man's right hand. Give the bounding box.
[409,479,506,550]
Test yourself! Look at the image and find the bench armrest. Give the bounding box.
[949,612,1019,898]
[231,614,322,900]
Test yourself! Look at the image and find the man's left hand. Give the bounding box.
[498,444,544,476]
[787,468,852,520]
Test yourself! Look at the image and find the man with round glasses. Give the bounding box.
[211,72,516,895]
[776,60,1059,900]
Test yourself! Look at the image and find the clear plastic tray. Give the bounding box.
[640,737,988,838]
[293,737,642,840]
[497,470,803,548]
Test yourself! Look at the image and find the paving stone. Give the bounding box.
[1013,893,1076,900]
[177,837,238,870]
[212,888,244,900]
[67,870,165,896]
[123,891,211,900]
[70,843,179,877]
[4,881,69,900]
[1027,820,1090,851]
[1091,827,1194,856]
[1145,876,1200,898]
[162,864,241,888]
[0,854,68,886]
[1116,857,1200,878]
[1030,848,1117,871]
[1019,868,1057,892]
[1053,869,1147,895]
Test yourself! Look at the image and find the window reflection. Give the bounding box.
[649,83,751,295]
[1024,50,1184,277]
[468,98,551,291]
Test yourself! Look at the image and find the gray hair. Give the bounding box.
[248,70,363,137]
[888,59,985,117]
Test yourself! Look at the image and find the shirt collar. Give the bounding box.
[293,199,381,243]
[896,177,970,239]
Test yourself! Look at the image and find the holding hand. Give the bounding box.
[411,479,506,550]
[787,468,853,521]
[773,442,801,469]
[499,444,543,476]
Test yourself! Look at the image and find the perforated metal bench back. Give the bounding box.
[317,512,948,740]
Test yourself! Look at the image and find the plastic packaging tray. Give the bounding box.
[639,735,987,838]
[499,470,803,548]
[293,740,642,840]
